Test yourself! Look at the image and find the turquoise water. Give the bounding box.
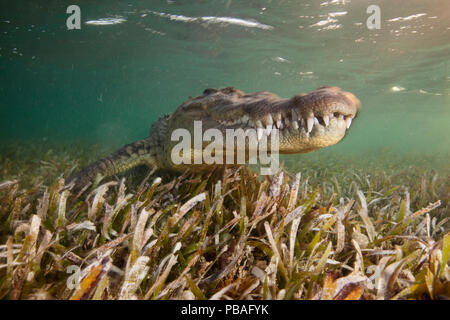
[0,0,449,162]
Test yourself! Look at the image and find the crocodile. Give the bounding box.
[68,86,360,191]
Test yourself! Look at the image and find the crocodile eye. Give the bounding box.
[222,87,239,94]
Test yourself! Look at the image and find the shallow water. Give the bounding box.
[0,0,449,169]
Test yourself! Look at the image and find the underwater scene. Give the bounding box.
[0,0,448,300]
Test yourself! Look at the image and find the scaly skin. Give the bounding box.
[68,86,360,190]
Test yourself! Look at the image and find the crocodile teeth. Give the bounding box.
[265,124,272,135]
[255,120,263,128]
[276,119,283,129]
[257,127,264,140]
[323,115,330,126]
[292,120,299,130]
[338,114,344,121]
[314,117,319,125]
[292,109,299,120]
[241,115,249,124]
[272,113,281,123]
[306,117,314,133]
[345,117,352,129]
[262,114,273,126]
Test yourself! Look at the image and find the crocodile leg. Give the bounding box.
[68,138,157,192]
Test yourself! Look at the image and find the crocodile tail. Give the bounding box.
[68,139,156,193]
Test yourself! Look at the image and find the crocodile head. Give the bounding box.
[168,86,360,155]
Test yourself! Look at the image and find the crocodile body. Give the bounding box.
[68,86,360,190]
